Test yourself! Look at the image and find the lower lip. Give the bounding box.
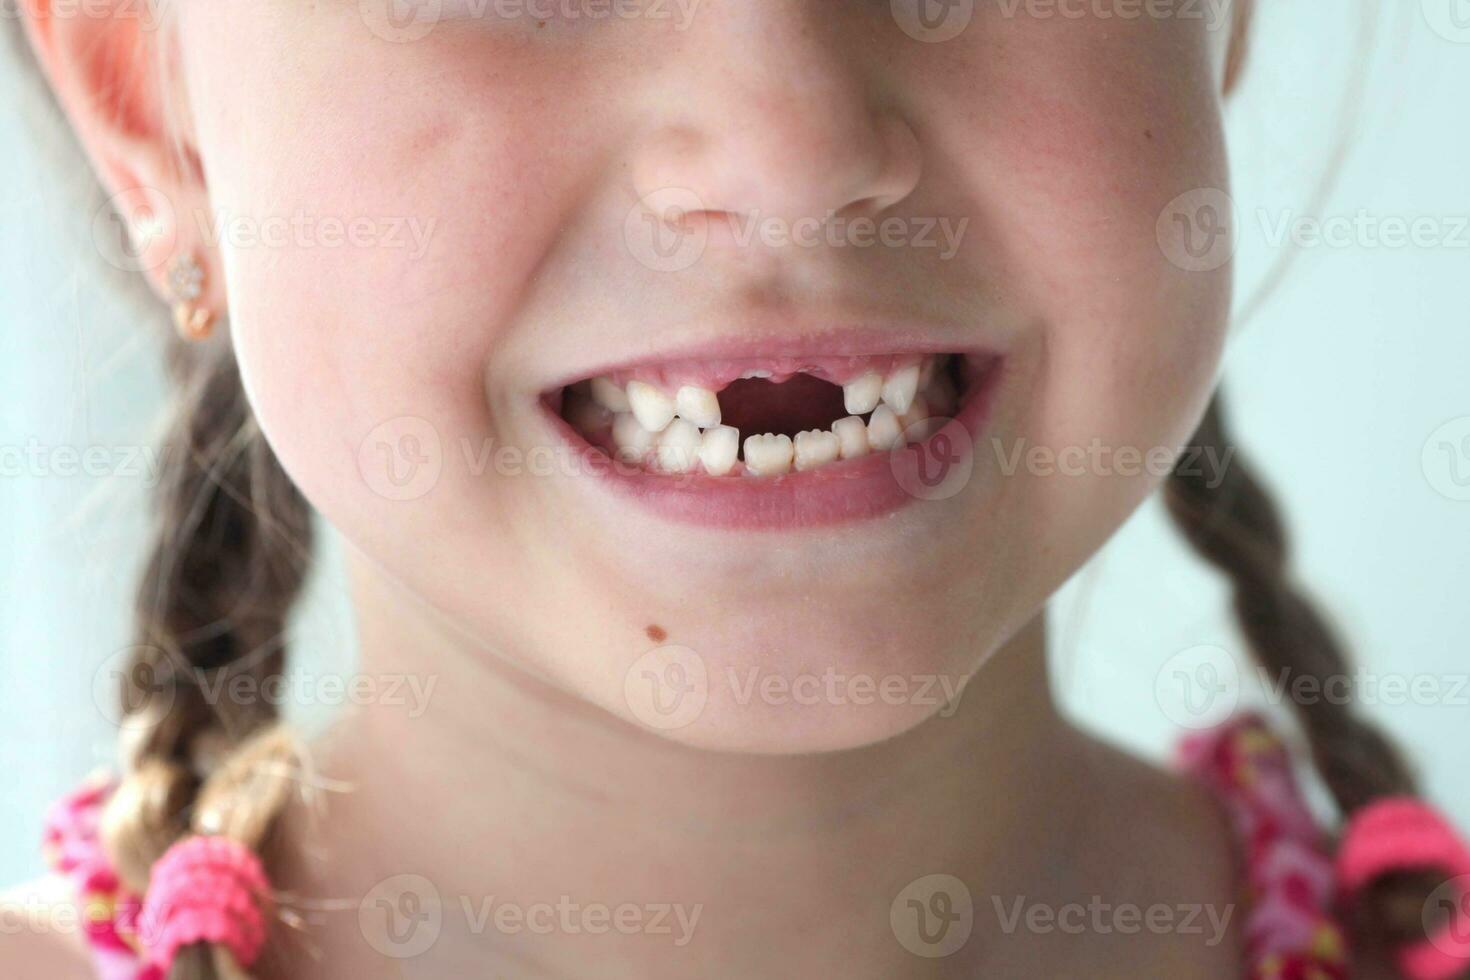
[544,359,1005,530]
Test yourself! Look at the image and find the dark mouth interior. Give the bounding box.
[718,374,849,439]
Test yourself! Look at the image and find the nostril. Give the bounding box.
[675,208,733,232]
[832,197,886,222]
[630,102,922,233]
[871,113,924,210]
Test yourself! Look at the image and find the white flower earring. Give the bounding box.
[167,253,216,341]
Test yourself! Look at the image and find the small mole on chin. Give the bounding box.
[645,625,667,643]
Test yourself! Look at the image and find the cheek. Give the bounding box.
[995,25,1231,437]
[1000,89,1231,461]
[166,7,1236,751]
[181,9,594,520]
[916,18,1232,584]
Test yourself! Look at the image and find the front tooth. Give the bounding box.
[655,419,703,473]
[881,364,921,414]
[590,377,631,413]
[627,381,676,433]
[699,425,740,476]
[832,416,870,459]
[743,433,794,476]
[612,412,656,462]
[794,430,840,471]
[867,405,902,451]
[843,372,882,415]
[675,385,722,428]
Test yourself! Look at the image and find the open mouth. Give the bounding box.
[540,344,1004,528]
[550,352,993,478]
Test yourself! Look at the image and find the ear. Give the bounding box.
[20,0,224,316]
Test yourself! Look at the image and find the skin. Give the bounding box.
[199,0,1231,754]
[10,1,1320,976]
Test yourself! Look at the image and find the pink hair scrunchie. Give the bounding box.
[139,835,272,972]
[1337,797,1470,980]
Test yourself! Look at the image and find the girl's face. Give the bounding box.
[178,1,1234,752]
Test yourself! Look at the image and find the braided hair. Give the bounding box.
[1167,395,1454,958]
[99,331,311,979]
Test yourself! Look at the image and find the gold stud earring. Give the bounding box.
[167,254,216,341]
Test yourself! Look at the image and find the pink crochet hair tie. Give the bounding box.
[1337,796,1470,980]
[138,835,272,972]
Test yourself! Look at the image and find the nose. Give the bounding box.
[630,7,923,230]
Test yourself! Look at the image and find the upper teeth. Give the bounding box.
[881,364,920,415]
[897,395,931,434]
[843,372,883,414]
[582,355,951,477]
[675,385,722,428]
[591,376,631,413]
[627,381,676,433]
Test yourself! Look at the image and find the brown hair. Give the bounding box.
[1166,397,1456,959]
[5,11,310,977]
[100,333,312,979]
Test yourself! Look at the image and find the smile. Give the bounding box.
[541,338,1005,529]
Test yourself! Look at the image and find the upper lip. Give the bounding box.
[538,318,1001,394]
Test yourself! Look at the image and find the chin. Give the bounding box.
[591,593,992,755]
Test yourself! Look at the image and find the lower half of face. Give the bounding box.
[193,2,1234,753]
